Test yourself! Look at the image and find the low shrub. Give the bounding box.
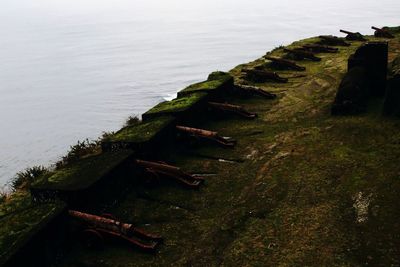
[11,166,48,191]
[123,115,141,127]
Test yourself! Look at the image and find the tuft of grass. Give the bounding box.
[269,45,285,54]
[11,166,48,191]
[123,116,141,127]
[56,139,99,168]
[55,131,115,168]
[99,131,115,141]
[0,191,7,204]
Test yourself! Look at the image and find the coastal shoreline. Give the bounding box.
[1,26,400,266]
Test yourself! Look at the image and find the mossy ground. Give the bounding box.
[55,32,400,266]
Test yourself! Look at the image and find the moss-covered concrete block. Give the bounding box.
[0,194,66,266]
[141,72,233,122]
[142,92,208,121]
[177,71,233,98]
[101,116,175,151]
[31,150,133,192]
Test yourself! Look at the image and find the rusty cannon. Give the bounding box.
[301,44,338,53]
[264,55,306,71]
[135,159,205,189]
[318,35,351,46]
[235,84,277,99]
[242,68,288,83]
[283,48,321,62]
[176,125,236,148]
[371,26,395,39]
[68,210,163,252]
[340,29,366,41]
[208,101,257,119]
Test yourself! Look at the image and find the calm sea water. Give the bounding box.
[0,0,399,189]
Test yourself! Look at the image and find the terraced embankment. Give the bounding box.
[1,27,400,267]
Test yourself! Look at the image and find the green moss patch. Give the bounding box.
[105,116,174,144]
[177,71,233,97]
[207,71,232,81]
[31,150,133,191]
[143,92,207,118]
[0,193,65,266]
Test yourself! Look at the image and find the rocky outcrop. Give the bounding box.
[383,56,400,116]
[332,42,388,115]
[331,66,370,115]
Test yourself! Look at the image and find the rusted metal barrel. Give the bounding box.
[208,101,243,110]
[135,159,182,174]
[235,84,277,99]
[176,125,236,148]
[176,125,218,138]
[242,68,288,83]
[264,56,306,71]
[340,29,353,35]
[372,26,395,39]
[283,48,321,61]
[69,210,163,251]
[301,44,338,53]
[69,210,133,236]
[208,101,257,119]
[340,29,366,41]
[319,35,351,46]
[135,159,204,188]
